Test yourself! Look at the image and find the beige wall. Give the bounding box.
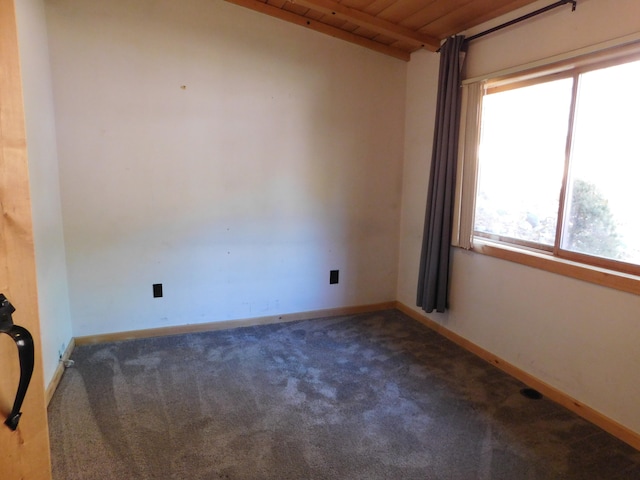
[16,0,73,387]
[37,0,640,439]
[398,0,640,435]
[44,0,407,337]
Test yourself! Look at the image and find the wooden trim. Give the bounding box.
[45,338,75,406]
[75,302,397,345]
[474,241,640,296]
[395,301,640,452]
[0,0,53,478]
[73,300,640,451]
[558,248,640,278]
[290,0,440,50]
[224,0,411,61]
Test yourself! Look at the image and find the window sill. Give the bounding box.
[470,239,640,296]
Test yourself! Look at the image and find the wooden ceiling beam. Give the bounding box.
[226,0,411,60]
[291,0,441,50]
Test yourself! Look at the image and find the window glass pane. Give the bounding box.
[474,78,573,246]
[561,59,640,265]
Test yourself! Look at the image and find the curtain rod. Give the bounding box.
[463,0,577,45]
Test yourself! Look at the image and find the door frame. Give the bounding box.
[0,0,53,478]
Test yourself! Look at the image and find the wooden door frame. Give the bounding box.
[0,0,53,478]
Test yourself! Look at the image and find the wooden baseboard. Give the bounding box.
[45,338,76,406]
[74,302,397,346]
[66,300,640,451]
[394,301,640,452]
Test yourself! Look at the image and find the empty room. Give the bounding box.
[1,0,640,478]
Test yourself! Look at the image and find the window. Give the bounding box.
[472,54,640,277]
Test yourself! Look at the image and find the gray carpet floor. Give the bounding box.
[48,309,640,479]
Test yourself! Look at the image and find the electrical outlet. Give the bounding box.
[153,283,163,298]
[330,270,339,284]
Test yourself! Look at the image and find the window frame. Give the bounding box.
[455,42,640,295]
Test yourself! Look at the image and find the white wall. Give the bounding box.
[15,0,73,386]
[44,0,407,337]
[399,0,640,435]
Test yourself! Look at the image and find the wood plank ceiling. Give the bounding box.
[225,0,543,61]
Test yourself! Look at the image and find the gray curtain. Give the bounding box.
[417,36,466,313]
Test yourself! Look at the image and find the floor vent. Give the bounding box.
[520,387,543,400]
